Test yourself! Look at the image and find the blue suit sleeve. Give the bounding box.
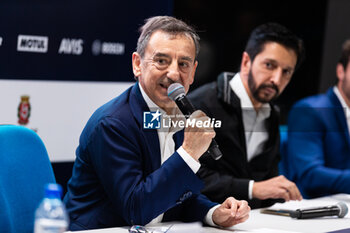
[287,104,350,197]
[87,117,214,225]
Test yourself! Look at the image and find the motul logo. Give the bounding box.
[17,35,48,53]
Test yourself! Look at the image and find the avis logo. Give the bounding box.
[58,38,84,55]
[143,110,161,129]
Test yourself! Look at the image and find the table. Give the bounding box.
[66,194,350,233]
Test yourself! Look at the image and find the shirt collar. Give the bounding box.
[139,82,162,112]
[229,73,271,120]
[333,86,350,120]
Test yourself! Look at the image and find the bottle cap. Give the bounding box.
[44,183,62,199]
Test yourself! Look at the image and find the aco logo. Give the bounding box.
[18,95,31,125]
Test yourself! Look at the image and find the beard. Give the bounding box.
[247,69,279,103]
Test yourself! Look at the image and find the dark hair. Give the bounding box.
[338,39,350,70]
[136,16,200,59]
[245,23,305,70]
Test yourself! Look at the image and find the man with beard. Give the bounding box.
[188,23,304,209]
[285,39,350,198]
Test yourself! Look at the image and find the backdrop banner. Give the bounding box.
[0,0,173,161]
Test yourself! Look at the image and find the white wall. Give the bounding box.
[319,0,350,92]
[0,79,134,162]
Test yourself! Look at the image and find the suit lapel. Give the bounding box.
[129,83,161,169]
[229,92,248,155]
[217,73,249,172]
[264,104,279,152]
[217,73,247,150]
[328,88,350,149]
[173,130,184,150]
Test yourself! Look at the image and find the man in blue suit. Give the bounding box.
[286,39,350,198]
[64,16,250,230]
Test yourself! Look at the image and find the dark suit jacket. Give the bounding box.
[64,83,216,230]
[286,87,350,198]
[188,72,280,209]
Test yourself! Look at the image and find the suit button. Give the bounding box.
[182,191,192,200]
[184,191,192,199]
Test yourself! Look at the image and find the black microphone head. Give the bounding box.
[167,83,185,101]
[336,202,348,218]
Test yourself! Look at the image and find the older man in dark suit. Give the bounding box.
[64,16,250,230]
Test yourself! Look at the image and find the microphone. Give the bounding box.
[290,202,348,219]
[167,83,222,160]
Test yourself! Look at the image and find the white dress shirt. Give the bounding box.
[138,83,218,226]
[229,73,271,199]
[333,86,350,135]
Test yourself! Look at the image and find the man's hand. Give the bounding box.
[252,175,302,201]
[212,197,250,227]
[182,110,215,161]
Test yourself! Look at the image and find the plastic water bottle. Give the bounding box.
[34,183,69,233]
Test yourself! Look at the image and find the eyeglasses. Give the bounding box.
[129,224,173,233]
[129,225,150,233]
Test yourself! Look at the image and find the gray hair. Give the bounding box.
[136,16,200,60]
